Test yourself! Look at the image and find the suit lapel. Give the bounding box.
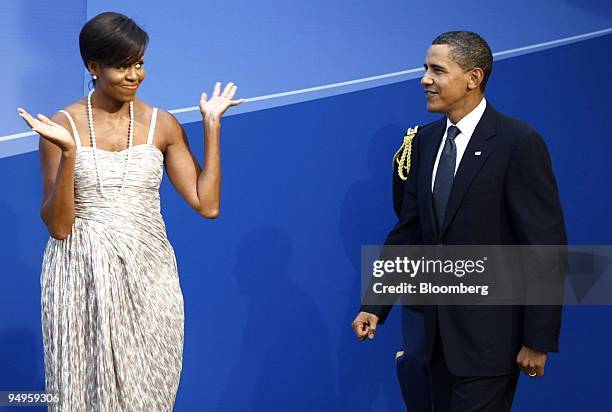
[438,104,497,238]
[422,120,446,237]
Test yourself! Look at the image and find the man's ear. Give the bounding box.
[467,67,485,91]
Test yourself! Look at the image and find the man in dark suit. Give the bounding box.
[352,31,566,411]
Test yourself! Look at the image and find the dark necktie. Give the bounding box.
[433,125,460,228]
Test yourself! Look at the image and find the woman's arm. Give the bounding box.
[18,109,77,239]
[162,82,243,218]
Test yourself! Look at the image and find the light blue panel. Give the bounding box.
[0,0,87,137]
[87,0,612,111]
[2,1,611,147]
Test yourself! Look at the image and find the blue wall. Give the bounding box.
[2,0,611,136]
[0,0,86,136]
[87,0,612,111]
[1,2,612,411]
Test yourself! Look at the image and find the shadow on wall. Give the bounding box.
[0,202,45,404]
[215,226,338,411]
[336,125,405,411]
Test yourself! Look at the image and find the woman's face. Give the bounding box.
[90,57,146,102]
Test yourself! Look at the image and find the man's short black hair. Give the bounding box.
[432,31,493,91]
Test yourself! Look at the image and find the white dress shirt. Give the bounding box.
[431,97,487,191]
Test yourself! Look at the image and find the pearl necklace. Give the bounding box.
[87,89,134,201]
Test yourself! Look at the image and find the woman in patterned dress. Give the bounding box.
[17,12,243,411]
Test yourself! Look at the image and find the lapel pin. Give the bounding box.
[474,151,482,156]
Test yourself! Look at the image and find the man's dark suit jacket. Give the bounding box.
[362,102,567,377]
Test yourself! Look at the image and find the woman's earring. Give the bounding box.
[93,75,97,80]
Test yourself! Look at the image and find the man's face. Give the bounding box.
[421,44,471,115]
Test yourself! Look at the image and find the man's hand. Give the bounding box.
[352,311,380,341]
[516,345,547,377]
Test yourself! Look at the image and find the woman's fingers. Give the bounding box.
[222,82,234,98]
[227,84,237,99]
[229,98,245,107]
[18,110,53,135]
[17,108,35,122]
[199,83,243,117]
[23,116,43,132]
[18,109,60,139]
[212,82,221,98]
[37,113,56,126]
[17,108,37,128]
[206,82,239,100]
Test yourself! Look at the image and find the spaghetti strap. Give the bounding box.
[58,110,82,149]
[147,108,158,146]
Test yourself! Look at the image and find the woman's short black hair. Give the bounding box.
[79,12,149,69]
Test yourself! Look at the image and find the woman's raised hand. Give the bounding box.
[18,108,75,152]
[199,82,245,122]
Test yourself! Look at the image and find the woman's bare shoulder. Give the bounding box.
[52,99,87,125]
[156,108,183,134]
[61,99,87,115]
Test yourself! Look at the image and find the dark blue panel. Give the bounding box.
[0,150,47,412]
[163,79,417,411]
[485,34,612,411]
[487,35,612,245]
